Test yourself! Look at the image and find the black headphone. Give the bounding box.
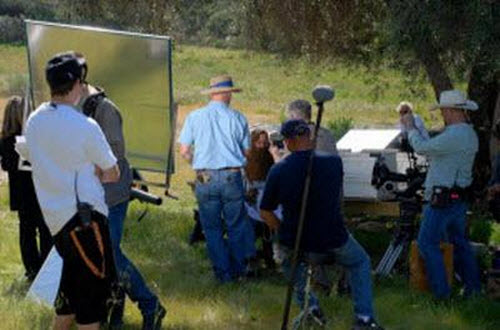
[45,52,88,88]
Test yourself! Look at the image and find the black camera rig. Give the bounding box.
[370,146,427,277]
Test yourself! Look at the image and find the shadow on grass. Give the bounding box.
[110,202,500,329]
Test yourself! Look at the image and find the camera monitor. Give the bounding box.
[25,20,175,186]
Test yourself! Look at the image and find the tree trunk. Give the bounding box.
[489,90,500,165]
[467,29,500,192]
[413,36,453,100]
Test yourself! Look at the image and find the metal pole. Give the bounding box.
[280,102,325,329]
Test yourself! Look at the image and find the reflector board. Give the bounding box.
[337,129,401,152]
[25,20,174,180]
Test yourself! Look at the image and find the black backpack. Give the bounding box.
[82,90,106,119]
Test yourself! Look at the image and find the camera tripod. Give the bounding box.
[375,199,420,277]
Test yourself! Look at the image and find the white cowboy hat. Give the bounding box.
[430,89,478,111]
[200,75,242,95]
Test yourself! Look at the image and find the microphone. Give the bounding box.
[312,85,335,103]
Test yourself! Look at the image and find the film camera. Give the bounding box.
[370,142,428,276]
[269,131,284,149]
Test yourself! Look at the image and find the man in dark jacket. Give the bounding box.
[80,81,165,330]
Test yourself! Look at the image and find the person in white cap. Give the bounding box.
[178,75,255,283]
[396,101,429,139]
[401,89,481,299]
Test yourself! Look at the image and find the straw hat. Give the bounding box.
[200,75,242,95]
[430,90,478,111]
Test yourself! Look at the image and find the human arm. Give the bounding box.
[259,166,281,230]
[241,118,251,157]
[407,126,459,156]
[85,120,119,182]
[260,209,281,231]
[178,115,194,164]
[268,145,283,163]
[413,115,430,140]
[95,164,120,183]
[93,99,125,158]
[179,144,193,164]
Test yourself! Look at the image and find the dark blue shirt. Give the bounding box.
[260,150,348,252]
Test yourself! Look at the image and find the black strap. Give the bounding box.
[82,90,106,118]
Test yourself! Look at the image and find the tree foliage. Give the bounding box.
[244,0,387,60]
[384,0,500,189]
[55,0,244,47]
[2,0,499,190]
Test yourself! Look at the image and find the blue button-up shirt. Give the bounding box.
[408,123,478,201]
[178,101,250,170]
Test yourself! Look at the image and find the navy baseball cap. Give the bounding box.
[45,51,87,90]
[280,119,310,139]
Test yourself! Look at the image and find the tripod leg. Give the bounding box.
[381,244,404,276]
[375,242,395,275]
[292,264,313,330]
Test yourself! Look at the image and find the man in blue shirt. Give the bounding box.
[178,75,255,283]
[402,89,481,299]
[260,119,383,329]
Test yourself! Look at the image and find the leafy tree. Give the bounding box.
[243,0,387,60]
[384,0,500,191]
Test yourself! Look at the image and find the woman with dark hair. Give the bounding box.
[244,129,281,269]
[0,95,52,281]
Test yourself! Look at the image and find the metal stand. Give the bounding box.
[280,102,326,330]
[374,224,412,276]
[375,199,419,277]
[292,264,314,330]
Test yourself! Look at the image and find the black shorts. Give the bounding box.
[53,212,115,325]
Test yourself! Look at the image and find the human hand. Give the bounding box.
[401,113,416,130]
[95,165,103,180]
[95,164,120,183]
[268,145,282,163]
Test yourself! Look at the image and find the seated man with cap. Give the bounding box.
[178,75,256,283]
[401,90,481,299]
[260,119,383,329]
[24,51,120,330]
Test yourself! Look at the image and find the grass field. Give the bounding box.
[1,42,500,329]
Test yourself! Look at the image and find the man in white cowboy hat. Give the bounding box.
[401,89,481,299]
[178,75,256,283]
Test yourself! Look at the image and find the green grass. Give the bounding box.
[1,180,500,329]
[1,42,438,127]
[1,43,500,329]
[173,45,438,127]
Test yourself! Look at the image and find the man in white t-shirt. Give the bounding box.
[24,52,120,330]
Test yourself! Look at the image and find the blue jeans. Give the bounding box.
[417,201,481,298]
[195,170,255,282]
[108,201,158,324]
[277,235,374,318]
